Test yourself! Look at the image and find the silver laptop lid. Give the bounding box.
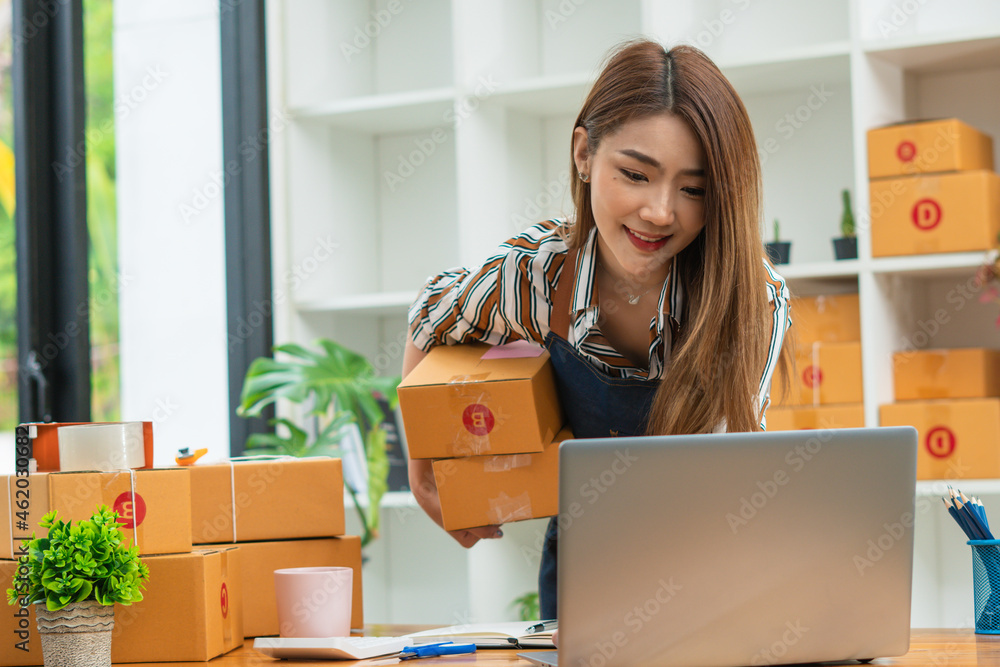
[557,427,917,667]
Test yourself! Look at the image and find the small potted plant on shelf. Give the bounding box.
[238,338,401,549]
[833,188,858,260]
[765,218,790,265]
[977,233,1000,328]
[6,505,150,667]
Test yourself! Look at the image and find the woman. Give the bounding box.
[403,39,791,620]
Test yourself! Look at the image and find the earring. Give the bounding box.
[579,172,589,183]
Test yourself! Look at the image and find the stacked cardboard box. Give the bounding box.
[0,467,248,664]
[881,348,1000,480]
[399,341,568,530]
[869,119,999,257]
[1,451,361,663]
[769,294,865,431]
[189,457,362,638]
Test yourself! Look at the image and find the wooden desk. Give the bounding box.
[113,629,1000,666]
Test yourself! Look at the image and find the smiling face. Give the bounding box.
[573,112,708,287]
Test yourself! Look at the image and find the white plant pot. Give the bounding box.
[34,601,115,667]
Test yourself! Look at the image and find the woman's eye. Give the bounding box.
[620,169,647,183]
[683,187,706,198]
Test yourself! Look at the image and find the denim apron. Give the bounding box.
[538,249,660,620]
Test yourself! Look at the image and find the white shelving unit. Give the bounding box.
[267,0,1000,626]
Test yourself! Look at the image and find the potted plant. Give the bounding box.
[765,218,790,265]
[833,188,858,260]
[6,506,150,667]
[238,338,401,548]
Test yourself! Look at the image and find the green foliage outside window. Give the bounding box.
[0,0,121,428]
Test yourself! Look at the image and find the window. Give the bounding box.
[0,0,15,433]
[83,0,119,421]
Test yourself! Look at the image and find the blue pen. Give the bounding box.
[398,641,477,660]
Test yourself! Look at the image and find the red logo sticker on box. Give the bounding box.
[802,365,823,389]
[897,140,917,163]
[925,426,956,459]
[113,492,147,530]
[462,404,495,435]
[220,583,229,618]
[912,198,942,231]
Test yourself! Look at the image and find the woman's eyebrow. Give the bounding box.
[617,149,705,176]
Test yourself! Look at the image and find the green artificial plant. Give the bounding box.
[772,218,781,243]
[238,339,401,548]
[6,506,150,611]
[511,591,541,622]
[840,189,856,238]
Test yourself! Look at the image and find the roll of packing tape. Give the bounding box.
[57,422,146,471]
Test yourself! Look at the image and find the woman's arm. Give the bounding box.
[403,338,502,548]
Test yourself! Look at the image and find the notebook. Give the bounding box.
[405,621,556,647]
[520,427,918,667]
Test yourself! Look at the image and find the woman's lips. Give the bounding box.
[625,226,670,251]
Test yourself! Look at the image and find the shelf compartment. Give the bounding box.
[285,122,459,304]
[864,32,1000,72]
[871,252,988,278]
[452,0,642,87]
[859,0,1000,51]
[779,260,861,280]
[297,291,417,316]
[917,479,1000,496]
[282,0,454,108]
[486,73,591,116]
[645,0,849,67]
[291,88,456,134]
[721,47,851,96]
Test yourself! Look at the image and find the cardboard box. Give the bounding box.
[868,118,994,179]
[870,170,1000,257]
[787,294,861,346]
[398,342,563,458]
[893,348,1000,401]
[773,342,863,406]
[209,537,363,638]
[0,469,192,559]
[766,404,865,432]
[188,457,345,544]
[432,427,572,531]
[880,398,1000,480]
[1,547,242,665]
[17,422,155,472]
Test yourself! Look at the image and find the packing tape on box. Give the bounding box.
[810,342,821,407]
[220,455,298,542]
[483,454,534,472]
[488,491,533,524]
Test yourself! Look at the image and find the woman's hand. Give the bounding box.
[408,458,503,547]
[403,338,504,547]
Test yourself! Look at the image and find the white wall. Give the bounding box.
[114,1,231,465]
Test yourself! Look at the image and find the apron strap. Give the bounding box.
[549,248,579,340]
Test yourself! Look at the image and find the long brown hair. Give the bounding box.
[567,39,787,435]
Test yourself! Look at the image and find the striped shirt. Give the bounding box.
[408,219,791,429]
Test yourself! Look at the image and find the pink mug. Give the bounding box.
[273,566,353,638]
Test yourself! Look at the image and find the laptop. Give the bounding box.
[521,427,918,667]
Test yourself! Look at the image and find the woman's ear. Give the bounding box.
[572,126,591,179]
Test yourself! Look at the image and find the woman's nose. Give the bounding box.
[640,189,673,226]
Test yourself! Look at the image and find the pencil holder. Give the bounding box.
[969,540,1000,633]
